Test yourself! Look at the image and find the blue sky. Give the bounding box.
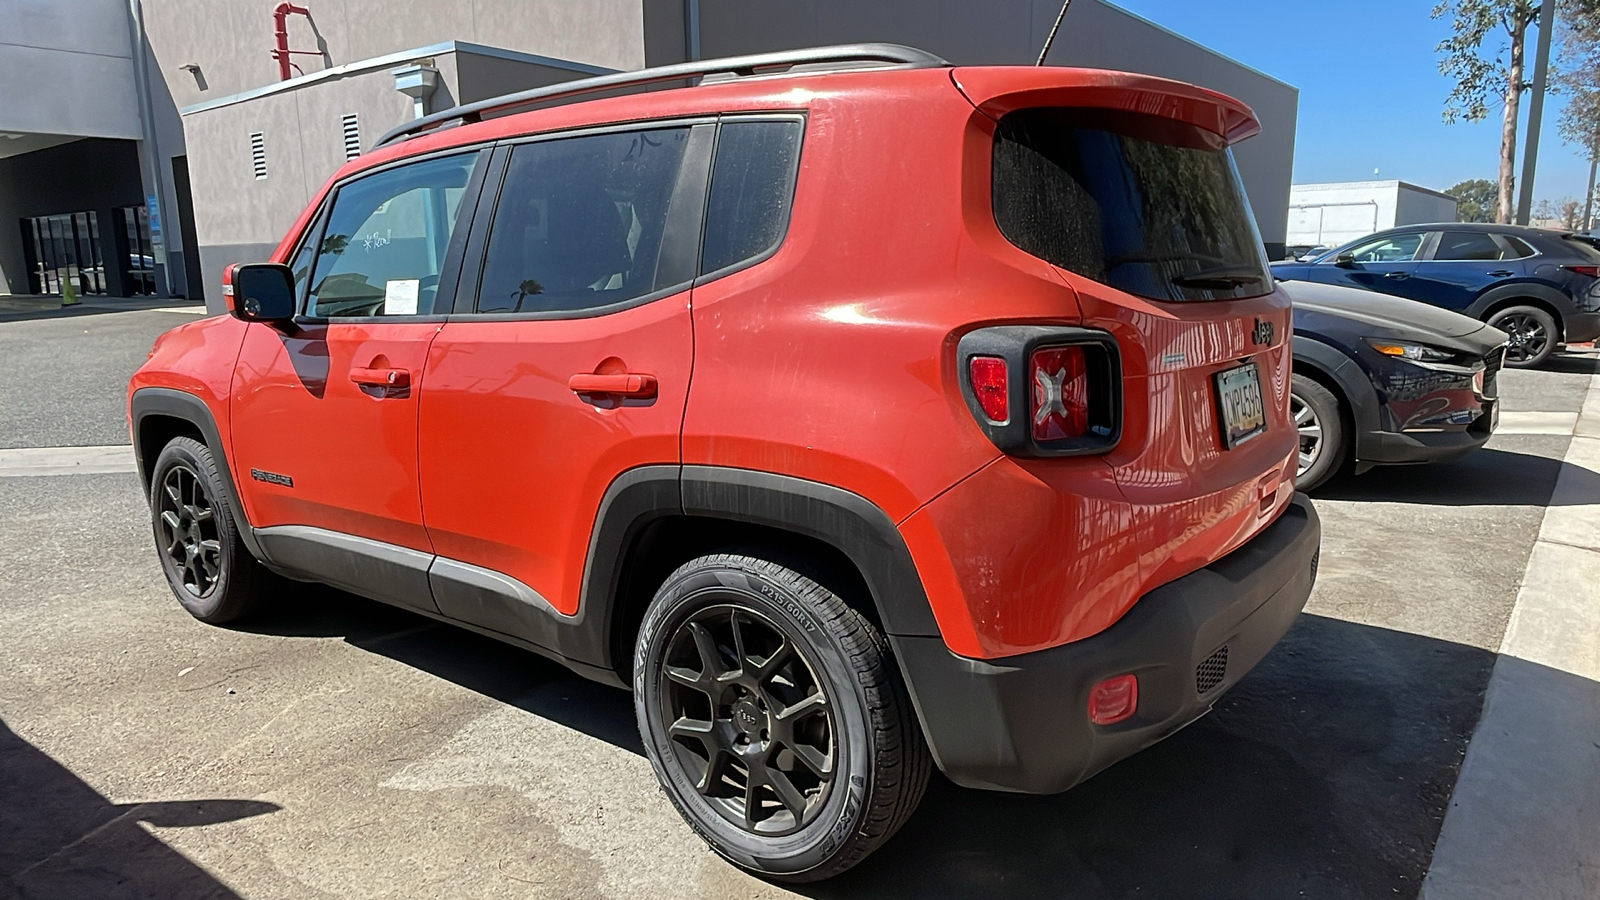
[1116,0,1594,202]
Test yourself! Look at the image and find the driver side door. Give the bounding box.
[230,150,486,611]
[1310,231,1426,300]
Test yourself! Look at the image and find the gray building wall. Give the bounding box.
[670,0,1298,253]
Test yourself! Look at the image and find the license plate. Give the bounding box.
[1215,362,1267,449]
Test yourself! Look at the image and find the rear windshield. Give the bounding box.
[992,107,1271,302]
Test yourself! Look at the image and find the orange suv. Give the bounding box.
[129,44,1321,881]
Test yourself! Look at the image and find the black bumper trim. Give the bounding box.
[893,494,1321,794]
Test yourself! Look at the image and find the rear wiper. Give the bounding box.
[1171,267,1266,289]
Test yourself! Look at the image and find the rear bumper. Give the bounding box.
[1565,310,1600,344]
[892,494,1320,794]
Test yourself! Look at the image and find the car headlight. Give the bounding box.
[1365,339,1458,363]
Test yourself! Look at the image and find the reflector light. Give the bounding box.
[1562,264,1600,278]
[968,356,1009,423]
[1031,345,1089,442]
[1088,674,1138,726]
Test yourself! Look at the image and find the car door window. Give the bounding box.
[1434,231,1505,261]
[1501,235,1539,259]
[476,127,695,314]
[1341,233,1424,263]
[306,152,480,318]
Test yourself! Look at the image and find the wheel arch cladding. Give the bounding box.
[1292,336,1379,438]
[1471,285,1570,337]
[129,387,266,561]
[582,466,943,677]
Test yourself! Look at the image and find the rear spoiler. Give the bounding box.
[950,67,1260,144]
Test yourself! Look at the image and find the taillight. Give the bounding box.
[1088,674,1138,726]
[957,326,1121,457]
[968,356,1009,423]
[1562,264,1600,278]
[1030,346,1089,441]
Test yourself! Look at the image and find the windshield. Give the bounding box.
[992,107,1272,302]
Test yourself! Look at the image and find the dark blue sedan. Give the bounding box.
[1272,223,1600,367]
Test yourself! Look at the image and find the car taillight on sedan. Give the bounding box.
[958,326,1120,456]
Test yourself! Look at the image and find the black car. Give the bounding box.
[1272,223,1600,367]
[1286,280,1508,490]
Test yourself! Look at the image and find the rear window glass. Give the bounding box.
[700,119,803,276]
[992,108,1271,302]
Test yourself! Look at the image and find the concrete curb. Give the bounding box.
[1421,373,1600,899]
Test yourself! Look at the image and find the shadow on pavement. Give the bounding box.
[0,719,277,899]
[1313,447,1593,507]
[242,586,1495,899]
[1539,353,1600,376]
[0,302,203,325]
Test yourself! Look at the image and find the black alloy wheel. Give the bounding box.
[635,553,930,881]
[157,463,222,598]
[149,436,274,624]
[659,604,836,835]
[1488,306,1557,368]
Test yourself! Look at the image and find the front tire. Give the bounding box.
[634,553,930,882]
[1290,374,1347,492]
[149,436,274,624]
[1488,305,1558,368]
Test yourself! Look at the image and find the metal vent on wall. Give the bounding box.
[342,114,360,160]
[250,131,267,180]
[1196,645,1229,695]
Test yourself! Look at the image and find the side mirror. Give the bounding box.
[1334,253,1358,268]
[225,263,297,325]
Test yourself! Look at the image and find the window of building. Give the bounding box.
[305,152,481,317]
[1434,231,1504,261]
[700,119,803,276]
[23,212,107,296]
[476,127,694,314]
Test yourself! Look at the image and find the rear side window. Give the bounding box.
[476,127,693,314]
[700,119,803,276]
[306,152,480,317]
[1504,236,1539,258]
[992,108,1271,302]
[1434,231,1504,261]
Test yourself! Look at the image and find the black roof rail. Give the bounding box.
[372,43,948,150]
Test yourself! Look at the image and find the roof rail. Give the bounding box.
[372,43,948,150]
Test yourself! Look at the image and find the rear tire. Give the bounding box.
[634,553,930,882]
[149,436,275,624]
[1290,374,1347,492]
[1487,305,1558,368]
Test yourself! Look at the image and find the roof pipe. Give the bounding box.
[272,3,312,81]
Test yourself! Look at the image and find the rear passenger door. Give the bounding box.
[1408,229,1525,313]
[416,123,713,631]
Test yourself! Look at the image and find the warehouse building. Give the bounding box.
[0,0,1298,308]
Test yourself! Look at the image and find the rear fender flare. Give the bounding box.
[1466,283,1573,337]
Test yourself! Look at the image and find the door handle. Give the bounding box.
[1487,270,1515,277]
[350,367,411,388]
[1385,272,1410,280]
[568,373,658,398]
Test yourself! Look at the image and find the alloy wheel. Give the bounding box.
[658,604,836,836]
[1291,393,1322,477]
[1497,313,1550,364]
[157,464,222,598]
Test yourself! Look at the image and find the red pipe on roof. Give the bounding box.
[272,3,313,81]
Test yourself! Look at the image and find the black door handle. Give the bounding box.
[1385,272,1410,280]
[1487,270,1515,277]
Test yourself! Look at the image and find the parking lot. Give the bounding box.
[2,302,1596,899]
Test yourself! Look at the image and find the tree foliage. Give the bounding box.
[1447,178,1501,221]
[1558,0,1600,158]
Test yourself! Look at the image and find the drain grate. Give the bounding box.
[1196,645,1229,695]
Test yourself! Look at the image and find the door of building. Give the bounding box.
[22,212,107,296]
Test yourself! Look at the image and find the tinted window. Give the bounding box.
[477,127,692,314]
[1341,233,1423,263]
[700,119,803,275]
[992,107,1270,302]
[307,153,479,317]
[1435,231,1504,261]
[1503,235,1539,259]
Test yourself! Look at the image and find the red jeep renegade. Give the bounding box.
[130,44,1320,881]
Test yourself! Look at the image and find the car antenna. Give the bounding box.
[1037,0,1073,65]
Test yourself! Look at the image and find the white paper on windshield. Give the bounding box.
[383,279,419,315]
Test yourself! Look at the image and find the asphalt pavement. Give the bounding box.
[1,304,1595,899]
